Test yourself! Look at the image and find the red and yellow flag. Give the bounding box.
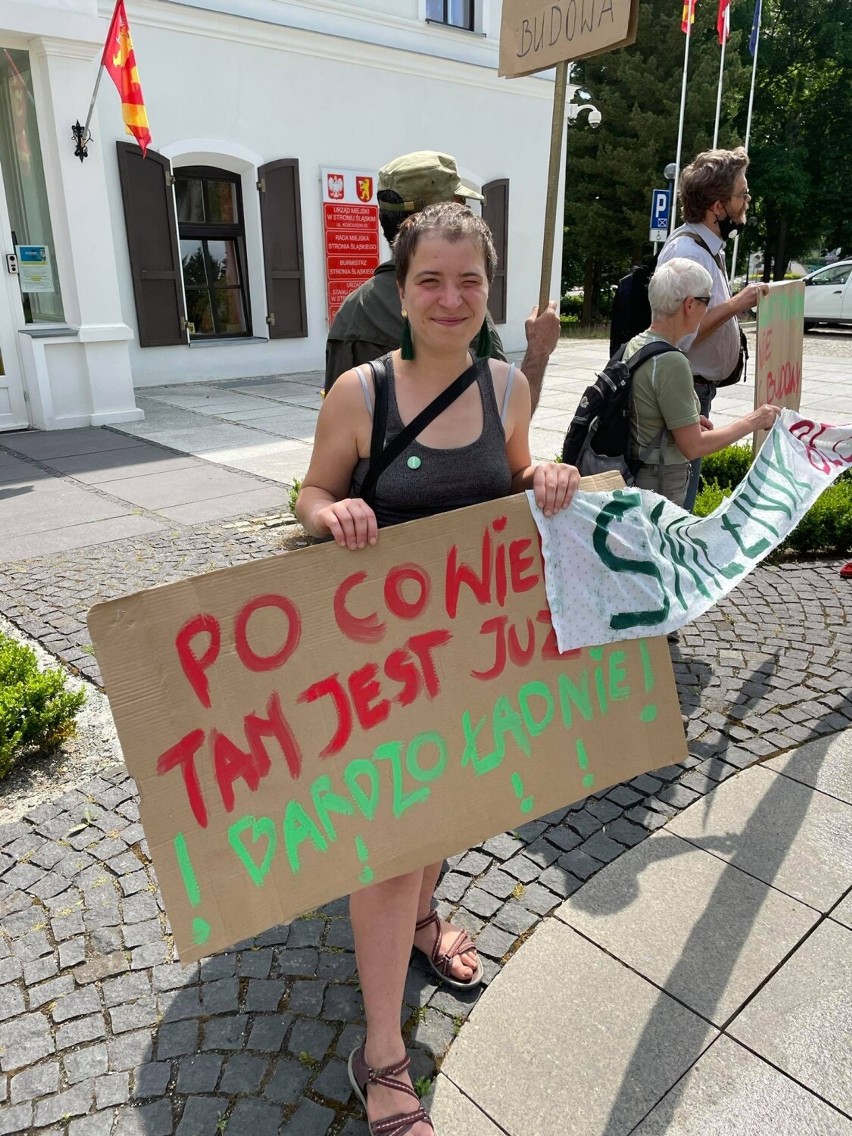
[102,0,151,156]
[681,0,697,33]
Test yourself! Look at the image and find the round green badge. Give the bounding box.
[407,456,422,470]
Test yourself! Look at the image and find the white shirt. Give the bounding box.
[657,222,740,383]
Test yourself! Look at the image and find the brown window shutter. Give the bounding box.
[116,142,186,347]
[482,178,509,325]
[258,159,308,338]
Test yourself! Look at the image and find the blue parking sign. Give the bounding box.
[649,188,671,241]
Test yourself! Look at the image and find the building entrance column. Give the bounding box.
[22,36,142,429]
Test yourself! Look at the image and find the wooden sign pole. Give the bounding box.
[538,61,568,312]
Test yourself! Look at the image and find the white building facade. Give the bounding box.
[0,0,567,431]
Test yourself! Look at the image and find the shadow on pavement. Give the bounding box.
[598,696,841,1136]
[0,484,33,501]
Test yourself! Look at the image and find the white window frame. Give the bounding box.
[421,0,486,36]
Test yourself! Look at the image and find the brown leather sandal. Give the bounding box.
[348,1043,434,1136]
[413,909,484,990]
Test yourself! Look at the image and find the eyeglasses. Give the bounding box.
[729,191,752,201]
[692,295,711,306]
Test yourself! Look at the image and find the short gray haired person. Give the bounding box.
[648,257,713,317]
[325,150,560,410]
[628,256,779,512]
[656,147,770,511]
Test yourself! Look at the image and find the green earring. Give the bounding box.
[474,319,492,359]
[400,310,415,360]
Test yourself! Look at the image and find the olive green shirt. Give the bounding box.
[625,332,700,466]
[324,261,506,394]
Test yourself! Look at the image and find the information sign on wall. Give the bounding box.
[321,167,381,324]
[16,244,54,293]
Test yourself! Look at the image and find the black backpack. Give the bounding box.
[609,258,657,357]
[561,340,680,483]
[609,233,749,385]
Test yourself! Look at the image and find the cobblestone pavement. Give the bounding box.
[1,488,851,1134]
[798,327,852,357]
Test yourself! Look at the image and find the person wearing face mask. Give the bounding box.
[657,146,770,511]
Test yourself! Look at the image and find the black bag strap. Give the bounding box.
[665,228,728,276]
[364,355,390,505]
[360,356,481,506]
[621,340,680,372]
[688,231,728,276]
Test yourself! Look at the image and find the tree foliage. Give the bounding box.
[737,0,852,278]
[562,0,852,309]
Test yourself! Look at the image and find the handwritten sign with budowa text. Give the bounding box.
[88,494,686,962]
[499,0,640,79]
[754,280,805,452]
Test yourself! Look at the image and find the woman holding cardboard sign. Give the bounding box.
[297,201,579,1136]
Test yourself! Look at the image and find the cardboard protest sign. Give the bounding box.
[88,492,685,963]
[499,0,640,79]
[754,280,805,451]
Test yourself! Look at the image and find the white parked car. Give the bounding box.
[803,259,852,330]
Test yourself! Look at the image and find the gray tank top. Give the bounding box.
[350,354,514,528]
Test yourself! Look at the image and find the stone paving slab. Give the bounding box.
[631,1034,852,1135]
[727,919,852,1117]
[0,428,147,461]
[0,454,50,484]
[428,1076,507,1134]
[441,919,718,1136]
[3,515,169,562]
[765,730,852,805]
[118,421,284,456]
[217,405,319,432]
[198,441,312,484]
[220,408,322,440]
[667,766,852,913]
[167,395,279,416]
[1,478,132,537]
[555,826,818,1026]
[154,485,289,524]
[42,450,198,484]
[89,464,280,511]
[831,891,852,930]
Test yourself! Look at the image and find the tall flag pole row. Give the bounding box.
[671,0,698,231]
[730,0,764,282]
[72,0,151,162]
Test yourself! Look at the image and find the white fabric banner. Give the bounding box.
[532,411,852,651]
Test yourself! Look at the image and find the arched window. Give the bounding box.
[174,166,251,338]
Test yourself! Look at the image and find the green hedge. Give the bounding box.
[0,634,85,782]
[695,444,852,556]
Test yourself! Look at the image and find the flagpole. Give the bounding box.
[712,32,727,147]
[730,2,763,281]
[72,0,119,161]
[671,12,694,231]
[82,66,107,143]
[72,64,106,161]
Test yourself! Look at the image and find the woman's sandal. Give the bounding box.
[348,1043,434,1136]
[413,909,484,990]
